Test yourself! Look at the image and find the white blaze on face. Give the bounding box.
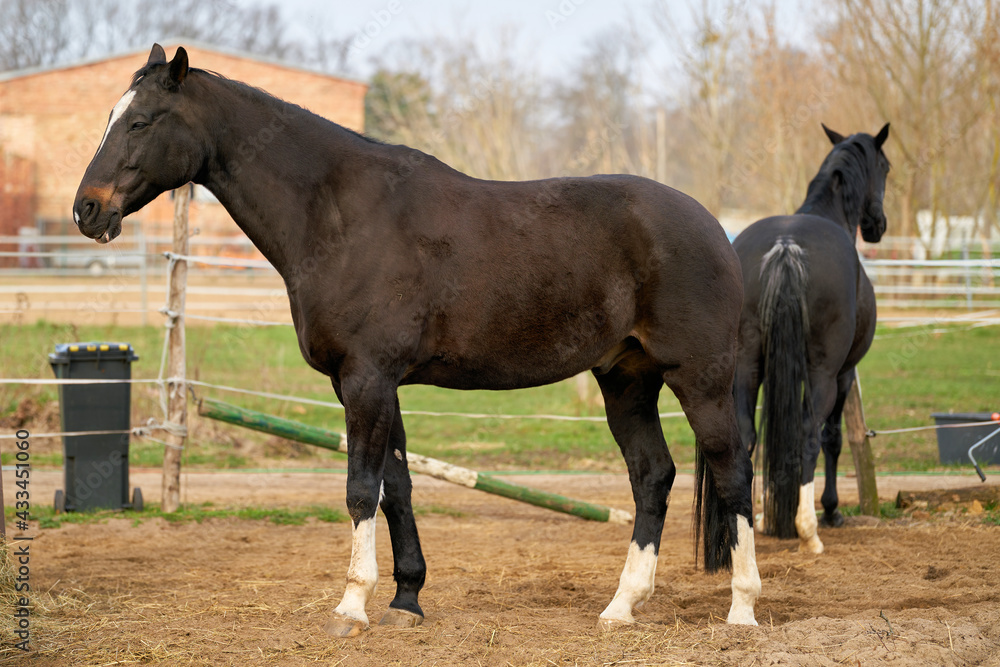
[599,541,657,626]
[96,89,137,156]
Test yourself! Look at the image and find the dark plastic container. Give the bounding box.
[49,342,142,512]
[931,412,1000,465]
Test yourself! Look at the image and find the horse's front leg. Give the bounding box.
[377,397,426,627]
[324,371,398,638]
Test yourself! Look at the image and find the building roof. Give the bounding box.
[0,39,366,89]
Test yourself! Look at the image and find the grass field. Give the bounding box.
[1,319,998,473]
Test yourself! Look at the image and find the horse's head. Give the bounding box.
[73,45,201,243]
[821,123,891,243]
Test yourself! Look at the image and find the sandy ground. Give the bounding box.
[1,469,998,666]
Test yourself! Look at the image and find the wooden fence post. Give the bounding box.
[0,439,6,539]
[843,372,880,516]
[162,185,190,513]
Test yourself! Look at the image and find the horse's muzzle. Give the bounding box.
[73,198,122,244]
[860,202,887,243]
[861,215,886,243]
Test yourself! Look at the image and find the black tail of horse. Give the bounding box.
[757,238,810,539]
[694,449,737,572]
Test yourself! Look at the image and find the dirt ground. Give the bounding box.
[2,470,999,666]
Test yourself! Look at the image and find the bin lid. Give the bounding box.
[930,412,998,423]
[49,342,139,364]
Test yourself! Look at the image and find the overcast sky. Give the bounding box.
[244,0,817,81]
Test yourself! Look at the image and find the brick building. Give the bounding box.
[0,42,367,253]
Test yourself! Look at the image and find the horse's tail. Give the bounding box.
[757,237,810,539]
[694,448,738,572]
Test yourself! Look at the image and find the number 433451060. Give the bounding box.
[14,429,30,529]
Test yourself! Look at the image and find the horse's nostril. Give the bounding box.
[76,199,99,226]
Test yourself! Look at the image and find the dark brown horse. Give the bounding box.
[74,45,760,634]
[733,124,890,553]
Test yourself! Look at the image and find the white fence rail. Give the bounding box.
[2,234,1000,322]
[862,258,1000,309]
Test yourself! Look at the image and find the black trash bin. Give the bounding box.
[49,342,142,512]
[931,412,1000,465]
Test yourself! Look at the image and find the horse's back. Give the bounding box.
[735,214,860,295]
[384,171,742,389]
[734,214,873,371]
[419,170,740,318]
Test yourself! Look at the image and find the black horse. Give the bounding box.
[733,123,890,553]
[74,45,760,634]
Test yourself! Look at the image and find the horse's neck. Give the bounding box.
[194,76,366,277]
[794,180,857,238]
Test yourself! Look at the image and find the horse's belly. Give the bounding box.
[403,333,630,391]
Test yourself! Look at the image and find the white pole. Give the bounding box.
[139,225,148,327]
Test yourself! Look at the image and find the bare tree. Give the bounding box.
[968,0,1000,245]
[550,25,649,178]
[725,8,836,215]
[824,0,983,241]
[0,0,331,73]
[652,0,749,215]
[363,34,545,181]
[0,0,74,70]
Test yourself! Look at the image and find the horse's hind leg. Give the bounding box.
[593,355,675,629]
[733,332,764,531]
[818,369,854,528]
[796,371,840,554]
[664,359,760,625]
[734,318,763,456]
[378,398,427,627]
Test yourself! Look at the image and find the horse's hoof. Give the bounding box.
[598,617,634,632]
[324,613,369,637]
[379,608,424,628]
[726,609,759,626]
[820,510,845,528]
[799,535,824,555]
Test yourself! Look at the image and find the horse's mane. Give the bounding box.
[797,135,882,221]
[129,63,383,145]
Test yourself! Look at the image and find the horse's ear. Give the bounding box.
[874,123,890,150]
[168,47,189,86]
[822,123,846,145]
[147,44,166,65]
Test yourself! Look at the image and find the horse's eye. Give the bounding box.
[130,121,148,131]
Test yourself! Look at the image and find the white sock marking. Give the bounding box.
[727,515,761,625]
[796,481,824,554]
[600,541,657,625]
[97,89,136,156]
[333,516,378,626]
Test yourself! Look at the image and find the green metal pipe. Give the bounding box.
[198,398,632,524]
